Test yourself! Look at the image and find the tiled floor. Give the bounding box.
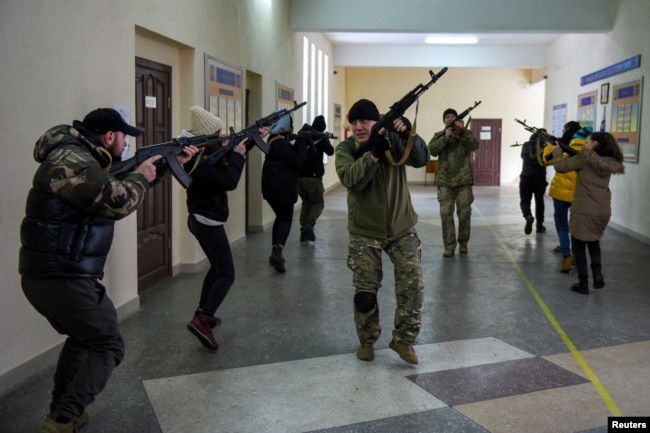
[1,184,649,433]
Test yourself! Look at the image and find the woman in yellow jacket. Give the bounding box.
[543,122,589,272]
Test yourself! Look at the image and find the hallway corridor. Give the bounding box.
[2,185,649,433]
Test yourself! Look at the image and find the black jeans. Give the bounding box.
[21,277,125,420]
[187,215,235,316]
[519,176,547,223]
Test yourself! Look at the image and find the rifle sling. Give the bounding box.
[384,119,416,166]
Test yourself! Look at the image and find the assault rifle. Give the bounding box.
[514,118,577,158]
[203,101,307,165]
[109,132,227,188]
[432,100,482,141]
[292,131,338,141]
[109,101,306,188]
[355,67,448,158]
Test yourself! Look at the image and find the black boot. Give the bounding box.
[571,277,589,295]
[269,244,286,273]
[592,264,605,289]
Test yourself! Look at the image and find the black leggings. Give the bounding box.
[571,236,602,279]
[268,200,294,246]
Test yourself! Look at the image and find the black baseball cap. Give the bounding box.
[82,108,142,137]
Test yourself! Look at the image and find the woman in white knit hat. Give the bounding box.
[180,105,266,351]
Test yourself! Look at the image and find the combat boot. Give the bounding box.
[356,343,374,361]
[389,338,419,364]
[36,415,78,433]
[592,264,605,289]
[571,278,589,295]
[269,244,286,273]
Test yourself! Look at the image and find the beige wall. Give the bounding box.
[1,0,648,396]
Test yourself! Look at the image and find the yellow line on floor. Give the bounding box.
[474,205,622,416]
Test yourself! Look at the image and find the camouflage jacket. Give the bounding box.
[19,123,149,279]
[428,128,479,187]
[335,131,429,239]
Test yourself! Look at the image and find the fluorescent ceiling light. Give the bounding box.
[425,35,478,45]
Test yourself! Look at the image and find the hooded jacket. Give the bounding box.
[262,114,306,204]
[19,123,149,278]
[553,147,624,241]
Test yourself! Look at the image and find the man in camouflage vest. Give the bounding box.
[335,99,428,365]
[428,108,480,257]
[19,108,197,433]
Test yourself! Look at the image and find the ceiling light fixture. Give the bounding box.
[425,35,478,45]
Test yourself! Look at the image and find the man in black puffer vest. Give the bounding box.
[19,107,197,433]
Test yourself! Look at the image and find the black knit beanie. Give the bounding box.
[312,115,326,132]
[443,108,458,120]
[348,99,380,123]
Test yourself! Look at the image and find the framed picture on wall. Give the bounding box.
[601,82,610,104]
[610,77,643,163]
[204,54,243,133]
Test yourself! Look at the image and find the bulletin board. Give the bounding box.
[204,54,243,133]
[552,103,568,137]
[610,77,643,163]
[276,83,295,110]
[577,90,597,130]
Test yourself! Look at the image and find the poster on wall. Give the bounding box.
[204,54,242,133]
[333,103,342,138]
[276,83,295,111]
[577,90,597,130]
[610,77,643,163]
[552,103,568,137]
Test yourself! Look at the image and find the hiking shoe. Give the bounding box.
[524,215,534,235]
[36,415,78,433]
[356,343,374,361]
[443,249,454,257]
[389,339,419,364]
[560,256,573,273]
[187,314,218,351]
[459,243,468,254]
[194,309,221,328]
[76,412,88,430]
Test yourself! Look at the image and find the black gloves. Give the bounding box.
[369,133,390,158]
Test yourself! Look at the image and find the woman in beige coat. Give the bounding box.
[552,132,625,294]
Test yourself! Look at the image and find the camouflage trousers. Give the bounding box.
[438,185,474,250]
[347,228,424,345]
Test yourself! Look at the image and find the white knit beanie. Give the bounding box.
[190,105,224,136]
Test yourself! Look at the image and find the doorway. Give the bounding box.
[470,119,502,186]
[135,57,173,292]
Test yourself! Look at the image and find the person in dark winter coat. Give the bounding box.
[552,131,625,294]
[297,115,334,242]
[19,107,197,432]
[180,105,266,351]
[262,112,306,272]
[519,132,548,234]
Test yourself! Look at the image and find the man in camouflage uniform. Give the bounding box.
[19,108,197,433]
[428,108,480,257]
[335,99,428,365]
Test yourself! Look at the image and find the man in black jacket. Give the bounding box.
[297,115,334,241]
[519,132,548,234]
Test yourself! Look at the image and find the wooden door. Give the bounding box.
[135,57,172,292]
[470,118,502,186]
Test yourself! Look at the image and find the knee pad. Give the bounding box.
[354,292,377,313]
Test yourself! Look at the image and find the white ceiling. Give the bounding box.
[290,0,615,68]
